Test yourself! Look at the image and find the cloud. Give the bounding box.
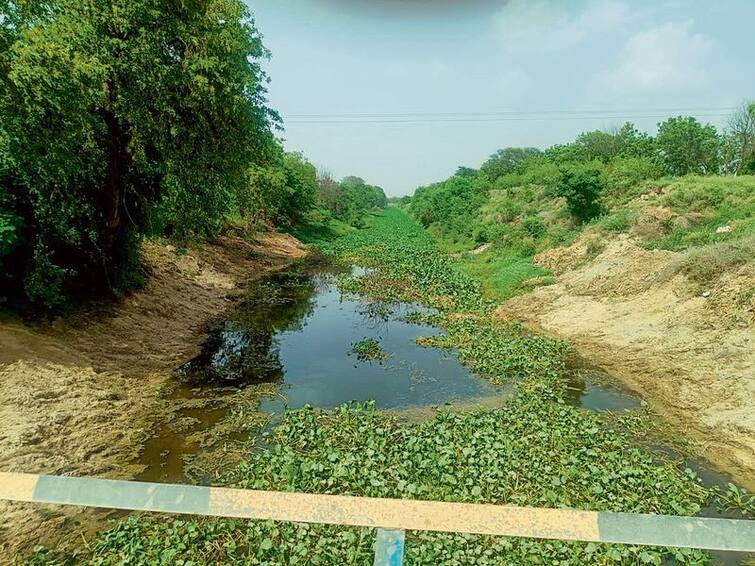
[493,0,629,51]
[601,21,713,91]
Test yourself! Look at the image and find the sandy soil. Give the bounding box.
[0,230,305,558]
[498,234,755,490]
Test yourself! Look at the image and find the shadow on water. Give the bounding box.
[137,260,751,564]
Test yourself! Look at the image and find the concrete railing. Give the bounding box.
[1,472,753,565]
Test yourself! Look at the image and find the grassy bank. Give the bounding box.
[413,172,755,302]
[30,208,754,565]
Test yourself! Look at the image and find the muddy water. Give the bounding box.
[137,262,749,564]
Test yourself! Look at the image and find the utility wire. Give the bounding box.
[283,106,736,120]
[285,112,732,125]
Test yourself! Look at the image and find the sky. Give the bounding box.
[248,0,755,196]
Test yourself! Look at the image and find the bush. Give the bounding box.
[521,215,546,238]
[605,156,663,199]
[555,163,606,223]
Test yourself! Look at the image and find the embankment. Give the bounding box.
[497,233,755,489]
[0,231,305,556]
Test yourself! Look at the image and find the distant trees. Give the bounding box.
[545,123,655,164]
[723,101,755,175]
[655,116,721,176]
[247,151,319,225]
[410,174,488,242]
[407,107,755,235]
[480,147,541,181]
[315,173,387,227]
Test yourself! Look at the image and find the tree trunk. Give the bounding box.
[98,80,129,268]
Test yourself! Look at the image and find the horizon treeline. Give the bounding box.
[0,1,385,311]
[410,106,755,236]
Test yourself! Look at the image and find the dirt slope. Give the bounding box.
[498,234,755,490]
[0,231,305,557]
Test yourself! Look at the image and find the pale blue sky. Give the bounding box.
[248,0,755,195]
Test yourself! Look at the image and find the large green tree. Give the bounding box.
[655,116,721,176]
[0,0,278,308]
[480,147,541,181]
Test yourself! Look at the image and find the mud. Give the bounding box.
[498,234,755,491]
[0,231,305,557]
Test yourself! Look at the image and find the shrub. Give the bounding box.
[555,163,606,223]
[605,156,663,200]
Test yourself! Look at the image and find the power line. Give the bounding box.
[285,112,732,125]
[283,106,736,120]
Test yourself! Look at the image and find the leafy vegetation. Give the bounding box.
[554,163,606,223]
[350,338,386,361]
[405,108,755,301]
[28,208,753,565]
[0,1,386,311]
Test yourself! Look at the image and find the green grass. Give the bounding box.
[455,251,551,301]
[285,217,354,245]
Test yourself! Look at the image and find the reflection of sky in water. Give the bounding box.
[259,269,500,411]
[181,264,646,416]
[181,264,501,411]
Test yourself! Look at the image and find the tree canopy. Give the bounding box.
[0,0,332,309]
[480,147,541,181]
[655,116,720,176]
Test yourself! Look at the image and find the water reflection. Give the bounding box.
[177,263,501,409]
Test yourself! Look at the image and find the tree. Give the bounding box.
[544,123,655,165]
[313,173,386,227]
[723,101,755,175]
[454,166,477,178]
[480,147,541,181]
[655,116,721,176]
[0,0,278,308]
[555,164,605,223]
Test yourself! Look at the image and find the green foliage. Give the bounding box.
[315,173,387,228]
[555,163,606,223]
[0,0,317,310]
[350,338,386,361]
[545,123,655,164]
[656,117,721,176]
[409,174,488,246]
[722,100,755,175]
[480,147,541,181]
[0,190,22,261]
[604,156,663,200]
[247,151,319,226]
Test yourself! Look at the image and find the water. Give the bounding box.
[181,263,503,410]
[136,261,750,564]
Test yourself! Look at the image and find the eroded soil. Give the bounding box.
[0,231,305,557]
[498,234,755,491]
